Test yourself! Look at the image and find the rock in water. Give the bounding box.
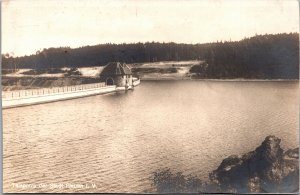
[210,135,299,193]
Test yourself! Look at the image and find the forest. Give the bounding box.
[2,33,299,79]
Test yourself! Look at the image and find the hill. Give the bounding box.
[2,33,299,79]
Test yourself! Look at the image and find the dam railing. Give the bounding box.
[2,82,107,100]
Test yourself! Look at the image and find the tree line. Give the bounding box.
[2,33,299,79]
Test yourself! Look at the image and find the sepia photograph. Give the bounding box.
[1,0,299,193]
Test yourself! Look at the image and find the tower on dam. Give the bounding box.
[98,62,133,88]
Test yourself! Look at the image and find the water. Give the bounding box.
[3,81,299,193]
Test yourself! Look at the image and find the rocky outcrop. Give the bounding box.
[210,135,299,193]
[152,135,298,193]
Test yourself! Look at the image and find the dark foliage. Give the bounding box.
[64,68,82,76]
[152,168,206,193]
[2,33,299,79]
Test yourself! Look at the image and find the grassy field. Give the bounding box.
[131,60,203,80]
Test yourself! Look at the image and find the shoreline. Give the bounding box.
[2,76,298,92]
[140,77,299,82]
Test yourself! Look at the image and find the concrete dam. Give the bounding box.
[2,62,141,109]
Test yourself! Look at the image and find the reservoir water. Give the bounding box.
[3,81,299,193]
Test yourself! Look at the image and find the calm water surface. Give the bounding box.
[3,81,299,192]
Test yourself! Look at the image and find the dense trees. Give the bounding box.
[197,33,299,79]
[2,33,299,79]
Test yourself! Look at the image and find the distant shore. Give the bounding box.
[2,75,298,91]
[140,77,299,82]
[2,62,299,91]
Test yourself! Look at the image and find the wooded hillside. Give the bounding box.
[2,33,299,79]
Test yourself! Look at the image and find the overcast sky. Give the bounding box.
[2,0,299,57]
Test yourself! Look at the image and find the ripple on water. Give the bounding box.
[3,81,299,193]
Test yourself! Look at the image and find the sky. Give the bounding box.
[2,0,299,57]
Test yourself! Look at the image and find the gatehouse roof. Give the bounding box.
[99,62,132,76]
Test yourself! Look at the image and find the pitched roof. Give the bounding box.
[99,62,132,76]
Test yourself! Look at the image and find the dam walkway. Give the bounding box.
[2,82,116,109]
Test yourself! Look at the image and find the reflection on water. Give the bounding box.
[3,81,299,193]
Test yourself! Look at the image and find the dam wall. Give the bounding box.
[2,82,116,109]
